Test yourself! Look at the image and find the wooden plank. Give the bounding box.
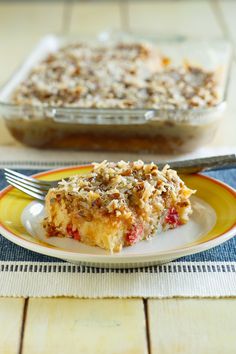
[69,2,122,36]
[128,0,222,37]
[218,1,236,47]
[0,1,65,146]
[209,0,236,147]
[210,62,236,148]
[0,298,25,354]
[0,1,64,85]
[22,298,147,354]
[148,299,236,354]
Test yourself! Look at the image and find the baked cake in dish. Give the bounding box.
[12,42,219,110]
[43,161,195,252]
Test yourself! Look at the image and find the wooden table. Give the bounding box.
[0,1,236,353]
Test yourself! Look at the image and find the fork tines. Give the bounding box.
[4,168,52,201]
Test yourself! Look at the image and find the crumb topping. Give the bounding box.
[44,160,195,251]
[12,41,220,109]
[53,160,194,222]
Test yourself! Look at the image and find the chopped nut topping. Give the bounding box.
[53,160,194,225]
[11,41,220,110]
[44,160,195,252]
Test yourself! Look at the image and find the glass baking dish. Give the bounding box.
[0,33,232,153]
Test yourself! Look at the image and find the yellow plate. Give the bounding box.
[0,165,235,268]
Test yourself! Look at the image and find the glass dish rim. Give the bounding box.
[0,99,227,115]
[0,33,232,118]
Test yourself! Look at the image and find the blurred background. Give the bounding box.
[0,0,235,149]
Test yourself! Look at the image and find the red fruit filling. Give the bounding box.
[66,224,80,240]
[126,224,143,245]
[165,207,182,227]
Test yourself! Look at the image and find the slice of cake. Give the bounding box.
[43,161,195,252]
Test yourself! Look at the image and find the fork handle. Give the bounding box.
[158,154,236,174]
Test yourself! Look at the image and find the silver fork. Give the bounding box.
[3,154,236,201]
[4,168,61,201]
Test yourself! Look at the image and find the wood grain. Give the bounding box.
[211,62,236,148]
[22,298,147,354]
[148,299,236,354]
[0,3,235,354]
[128,0,222,37]
[218,0,236,47]
[0,298,25,354]
[0,1,65,145]
[69,1,122,35]
[0,2,64,85]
